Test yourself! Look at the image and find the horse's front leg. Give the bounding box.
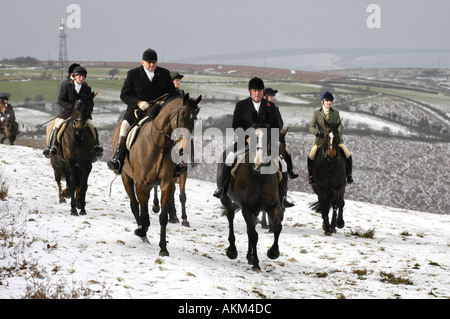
[243,209,260,271]
[77,167,91,216]
[152,186,160,213]
[67,171,78,216]
[135,181,150,237]
[267,206,283,260]
[221,195,237,259]
[179,175,189,227]
[121,174,143,237]
[159,181,175,256]
[337,199,345,229]
[320,200,332,236]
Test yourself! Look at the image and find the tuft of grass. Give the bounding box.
[380,271,413,285]
[349,228,375,239]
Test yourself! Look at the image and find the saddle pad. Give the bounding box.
[56,119,96,143]
[126,116,150,151]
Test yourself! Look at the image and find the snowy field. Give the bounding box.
[0,144,449,300]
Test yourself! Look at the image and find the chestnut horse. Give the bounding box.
[309,121,347,236]
[48,92,97,216]
[217,118,284,271]
[111,94,201,256]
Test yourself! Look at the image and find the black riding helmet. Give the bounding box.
[73,66,87,77]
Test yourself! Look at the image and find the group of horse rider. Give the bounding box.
[41,48,353,200]
[0,96,15,132]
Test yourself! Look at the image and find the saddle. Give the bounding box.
[126,115,151,151]
[231,151,283,182]
[55,119,96,143]
[125,99,168,151]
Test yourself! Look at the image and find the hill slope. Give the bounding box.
[0,144,449,299]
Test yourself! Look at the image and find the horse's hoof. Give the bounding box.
[226,247,238,259]
[251,265,261,272]
[267,248,280,260]
[181,220,190,227]
[62,189,70,199]
[324,231,333,236]
[337,220,345,229]
[134,228,147,238]
[159,250,169,257]
[79,211,87,216]
[70,211,78,216]
[169,217,179,224]
[152,205,160,213]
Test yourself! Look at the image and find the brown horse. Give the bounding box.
[218,119,284,271]
[0,101,19,145]
[111,93,201,256]
[47,92,97,216]
[309,121,347,236]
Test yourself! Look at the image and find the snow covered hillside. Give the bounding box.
[0,144,449,299]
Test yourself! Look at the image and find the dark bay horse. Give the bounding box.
[111,94,201,256]
[152,172,190,227]
[0,101,19,145]
[48,92,97,216]
[218,119,284,271]
[261,128,288,232]
[309,121,347,236]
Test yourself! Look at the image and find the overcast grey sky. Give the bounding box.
[1,0,449,63]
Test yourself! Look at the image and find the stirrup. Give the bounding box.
[213,187,224,199]
[308,176,315,185]
[347,175,354,184]
[107,159,122,174]
[288,171,299,179]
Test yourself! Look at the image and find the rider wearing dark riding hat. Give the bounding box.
[213,77,286,199]
[307,91,353,185]
[107,48,178,175]
[263,87,299,180]
[43,66,103,159]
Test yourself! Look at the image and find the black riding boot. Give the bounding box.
[93,128,104,158]
[107,136,127,174]
[285,151,299,179]
[43,128,58,158]
[345,155,354,184]
[213,164,232,199]
[307,157,315,185]
[190,139,197,168]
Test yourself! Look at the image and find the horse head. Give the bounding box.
[250,111,272,172]
[323,119,341,160]
[72,92,97,135]
[170,93,202,162]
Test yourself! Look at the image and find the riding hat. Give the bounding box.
[248,77,265,90]
[320,91,334,101]
[143,49,158,63]
[68,63,80,75]
[264,88,278,96]
[73,66,87,77]
[170,71,184,80]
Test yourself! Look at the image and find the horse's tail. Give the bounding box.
[309,201,321,213]
[310,190,335,213]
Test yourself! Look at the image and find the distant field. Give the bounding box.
[4,64,449,214]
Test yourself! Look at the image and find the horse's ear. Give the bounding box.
[183,93,190,104]
[93,91,99,99]
[281,128,288,137]
[196,95,202,104]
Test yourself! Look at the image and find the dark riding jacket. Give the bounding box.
[57,80,93,119]
[309,107,344,145]
[232,97,282,146]
[120,65,177,123]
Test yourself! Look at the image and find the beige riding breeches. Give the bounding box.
[308,143,351,160]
